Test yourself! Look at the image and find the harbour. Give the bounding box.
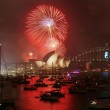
[0,72,110,110]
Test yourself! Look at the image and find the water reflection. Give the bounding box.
[15,76,88,110]
[14,72,110,110]
[101,71,109,79]
[16,86,88,110]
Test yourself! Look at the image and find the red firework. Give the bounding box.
[26,5,68,44]
[56,43,66,57]
[45,37,59,50]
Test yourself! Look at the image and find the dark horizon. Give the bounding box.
[0,0,110,63]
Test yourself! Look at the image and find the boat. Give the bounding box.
[34,82,48,87]
[55,80,67,86]
[36,78,43,82]
[88,98,110,109]
[86,85,99,92]
[69,85,87,94]
[40,92,59,102]
[48,76,56,81]
[24,84,37,90]
[46,89,65,97]
[52,82,61,88]
[62,79,73,83]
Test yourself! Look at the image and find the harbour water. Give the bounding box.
[15,74,107,110]
[16,83,89,110]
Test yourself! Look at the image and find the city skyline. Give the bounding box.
[0,0,110,63]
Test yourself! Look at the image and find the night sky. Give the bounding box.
[0,0,110,63]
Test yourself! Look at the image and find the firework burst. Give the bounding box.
[56,43,66,57]
[26,5,68,44]
[45,37,59,51]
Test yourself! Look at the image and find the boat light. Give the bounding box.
[91,101,97,105]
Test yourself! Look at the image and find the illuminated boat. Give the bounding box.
[52,82,62,88]
[40,92,59,101]
[49,89,65,97]
[88,98,110,109]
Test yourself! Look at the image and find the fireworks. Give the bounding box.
[26,5,68,44]
[45,37,59,50]
[56,43,66,57]
[25,5,68,58]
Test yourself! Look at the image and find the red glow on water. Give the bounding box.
[16,75,88,110]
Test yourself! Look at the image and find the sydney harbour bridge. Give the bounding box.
[70,43,110,70]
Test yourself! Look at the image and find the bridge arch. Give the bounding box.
[72,46,110,62]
